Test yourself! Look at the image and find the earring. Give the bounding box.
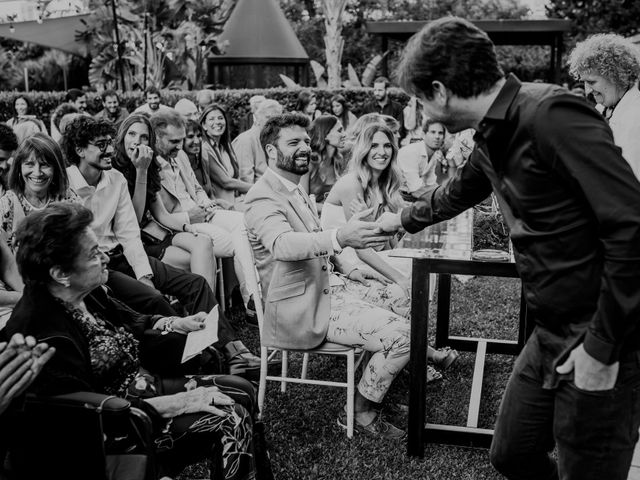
[61,279,70,288]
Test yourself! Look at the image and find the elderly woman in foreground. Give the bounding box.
[3,202,258,480]
[568,33,640,180]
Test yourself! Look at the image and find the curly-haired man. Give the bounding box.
[569,33,640,180]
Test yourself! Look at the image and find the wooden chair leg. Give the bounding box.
[346,350,355,439]
[301,353,309,379]
[280,351,288,393]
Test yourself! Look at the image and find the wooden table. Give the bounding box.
[391,210,530,457]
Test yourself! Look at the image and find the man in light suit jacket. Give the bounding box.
[244,113,411,440]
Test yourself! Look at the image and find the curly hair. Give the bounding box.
[15,202,94,289]
[8,133,69,198]
[113,114,161,211]
[349,123,403,214]
[568,33,640,91]
[51,103,79,131]
[396,17,503,100]
[61,116,115,166]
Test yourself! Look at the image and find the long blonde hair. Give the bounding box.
[349,124,403,214]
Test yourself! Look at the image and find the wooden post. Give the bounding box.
[110,0,126,91]
[321,0,348,89]
[23,67,29,92]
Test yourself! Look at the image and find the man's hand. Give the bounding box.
[131,145,154,171]
[556,343,619,391]
[376,211,403,233]
[188,206,207,224]
[336,208,391,250]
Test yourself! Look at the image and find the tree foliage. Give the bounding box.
[281,0,531,86]
[546,0,640,41]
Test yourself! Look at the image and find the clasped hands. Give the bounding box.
[0,333,55,415]
[336,198,402,250]
[188,201,221,224]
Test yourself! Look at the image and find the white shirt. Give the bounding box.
[133,103,172,115]
[397,141,438,193]
[609,84,640,181]
[67,165,153,279]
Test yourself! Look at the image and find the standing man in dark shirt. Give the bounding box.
[363,76,405,139]
[378,17,640,480]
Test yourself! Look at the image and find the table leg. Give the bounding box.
[408,259,431,458]
[435,274,452,348]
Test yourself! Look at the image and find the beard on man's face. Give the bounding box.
[275,148,310,175]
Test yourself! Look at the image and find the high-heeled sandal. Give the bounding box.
[432,347,460,371]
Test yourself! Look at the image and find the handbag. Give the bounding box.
[140,219,172,244]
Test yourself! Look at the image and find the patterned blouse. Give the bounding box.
[59,300,140,396]
[0,189,81,249]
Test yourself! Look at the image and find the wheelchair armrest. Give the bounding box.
[36,391,131,414]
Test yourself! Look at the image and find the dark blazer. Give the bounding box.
[3,285,159,396]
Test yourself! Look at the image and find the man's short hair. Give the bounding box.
[61,116,115,165]
[101,89,120,102]
[150,109,185,137]
[0,124,18,153]
[374,76,390,88]
[145,86,161,98]
[422,118,445,133]
[66,88,85,102]
[260,113,310,153]
[174,98,198,117]
[396,17,504,100]
[249,95,266,113]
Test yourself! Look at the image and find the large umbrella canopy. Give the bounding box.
[0,13,90,56]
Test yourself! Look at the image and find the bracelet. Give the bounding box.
[163,317,175,333]
[182,223,188,232]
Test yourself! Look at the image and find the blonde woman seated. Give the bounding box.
[322,123,458,378]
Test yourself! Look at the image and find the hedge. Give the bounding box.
[0,87,410,139]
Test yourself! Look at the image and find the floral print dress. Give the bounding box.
[60,301,257,480]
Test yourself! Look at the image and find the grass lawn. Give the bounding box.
[179,275,521,480]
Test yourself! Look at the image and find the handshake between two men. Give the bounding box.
[334,208,403,251]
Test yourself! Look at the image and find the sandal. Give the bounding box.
[432,347,460,371]
[427,365,442,383]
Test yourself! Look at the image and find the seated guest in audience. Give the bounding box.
[401,96,426,146]
[238,95,266,134]
[232,98,283,184]
[323,123,458,376]
[362,77,405,138]
[50,102,80,141]
[4,203,259,480]
[134,86,171,115]
[174,98,200,122]
[5,96,47,134]
[151,110,250,306]
[245,112,412,439]
[294,90,321,121]
[330,94,358,132]
[397,119,452,199]
[112,114,217,292]
[0,124,19,196]
[342,112,385,160]
[0,236,23,330]
[302,115,347,211]
[12,119,45,145]
[65,88,87,113]
[569,33,640,180]
[195,88,216,111]
[183,119,214,197]
[0,133,79,245]
[200,104,252,208]
[94,89,129,128]
[62,116,263,375]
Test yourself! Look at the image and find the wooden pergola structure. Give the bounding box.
[365,19,572,84]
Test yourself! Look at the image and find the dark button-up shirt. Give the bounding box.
[401,74,640,387]
[363,98,405,138]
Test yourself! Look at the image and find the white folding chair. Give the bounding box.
[236,224,364,438]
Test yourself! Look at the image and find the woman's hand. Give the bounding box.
[131,145,154,171]
[147,386,234,418]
